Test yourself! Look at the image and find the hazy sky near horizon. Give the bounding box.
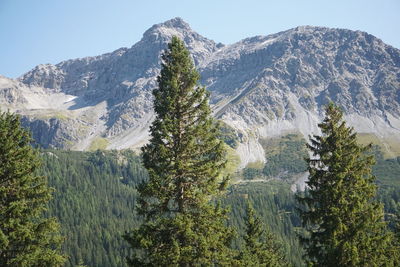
[0,0,399,78]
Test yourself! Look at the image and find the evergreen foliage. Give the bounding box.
[237,201,288,266]
[378,185,400,266]
[124,37,234,266]
[392,205,400,266]
[371,150,400,187]
[0,112,65,266]
[261,134,308,179]
[41,149,146,267]
[297,103,397,266]
[225,182,304,266]
[34,148,399,267]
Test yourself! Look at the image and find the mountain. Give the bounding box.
[1,17,399,167]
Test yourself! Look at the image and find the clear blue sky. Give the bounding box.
[0,0,399,78]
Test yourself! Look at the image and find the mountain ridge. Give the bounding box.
[1,17,399,167]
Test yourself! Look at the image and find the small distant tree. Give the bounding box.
[297,103,396,266]
[237,201,288,266]
[124,37,234,266]
[0,111,65,266]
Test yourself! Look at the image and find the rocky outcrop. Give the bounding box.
[201,26,400,165]
[21,117,80,149]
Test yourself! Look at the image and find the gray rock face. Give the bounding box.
[21,117,84,149]
[203,26,399,117]
[1,18,399,165]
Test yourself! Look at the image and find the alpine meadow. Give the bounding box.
[1,14,400,267]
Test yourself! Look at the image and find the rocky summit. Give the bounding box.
[1,17,399,167]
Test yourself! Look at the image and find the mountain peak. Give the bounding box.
[142,17,193,40]
[158,17,190,30]
[138,17,220,65]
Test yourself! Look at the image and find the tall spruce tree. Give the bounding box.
[237,201,288,267]
[297,103,396,266]
[0,111,65,266]
[124,36,234,266]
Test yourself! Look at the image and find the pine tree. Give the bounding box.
[124,36,234,266]
[297,103,396,266]
[0,111,65,266]
[237,201,288,266]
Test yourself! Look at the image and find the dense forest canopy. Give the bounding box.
[38,145,400,267]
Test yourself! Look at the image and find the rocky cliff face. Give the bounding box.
[200,26,400,165]
[1,18,399,166]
